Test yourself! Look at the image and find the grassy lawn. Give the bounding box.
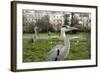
[23,32,91,62]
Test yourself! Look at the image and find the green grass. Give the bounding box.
[66,42,90,60]
[23,32,91,62]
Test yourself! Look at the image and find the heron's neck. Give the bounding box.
[64,37,69,46]
[63,33,69,46]
[60,30,69,46]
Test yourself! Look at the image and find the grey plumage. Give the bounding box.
[47,26,71,61]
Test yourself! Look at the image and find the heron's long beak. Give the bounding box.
[69,26,78,30]
[66,26,78,32]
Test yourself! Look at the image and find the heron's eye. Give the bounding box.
[66,27,68,29]
[66,25,70,28]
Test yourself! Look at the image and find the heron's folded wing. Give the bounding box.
[48,45,63,55]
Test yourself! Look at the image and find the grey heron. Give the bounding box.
[47,25,77,61]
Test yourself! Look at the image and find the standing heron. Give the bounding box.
[48,26,77,61]
[34,26,39,39]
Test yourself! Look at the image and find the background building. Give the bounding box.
[49,12,64,31]
[23,10,91,33]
